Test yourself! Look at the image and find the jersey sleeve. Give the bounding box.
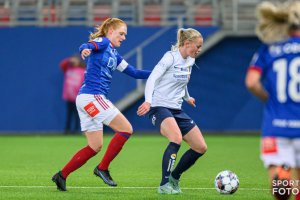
[183,86,191,101]
[79,37,110,53]
[248,44,268,74]
[153,51,174,73]
[116,53,129,72]
[122,65,151,79]
[144,52,174,104]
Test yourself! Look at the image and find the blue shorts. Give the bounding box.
[148,106,196,136]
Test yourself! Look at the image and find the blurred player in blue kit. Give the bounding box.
[52,18,151,191]
[137,28,207,194]
[245,2,300,200]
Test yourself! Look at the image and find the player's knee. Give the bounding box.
[194,143,207,154]
[201,144,208,154]
[119,124,133,134]
[171,134,183,144]
[94,147,102,153]
[90,144,102,153]
[126,125,133,134]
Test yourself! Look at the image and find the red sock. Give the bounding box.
[98,132,131,170]
[61,145,97,178]
[296,192,300,200]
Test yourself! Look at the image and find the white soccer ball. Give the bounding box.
[214,170,239,194]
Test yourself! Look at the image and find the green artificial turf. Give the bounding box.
[0,134,272,200]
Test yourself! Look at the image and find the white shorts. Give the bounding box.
[76,94,120,132]
[261,137,300,168]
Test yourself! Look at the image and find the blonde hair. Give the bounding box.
[172,28,202,51]
[256,1,300,44]
[89,18,126,40]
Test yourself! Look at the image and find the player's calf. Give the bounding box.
[272,165,292,200]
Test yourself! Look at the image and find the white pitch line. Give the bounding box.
[0,185,270,191]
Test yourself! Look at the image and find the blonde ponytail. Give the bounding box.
[172,28,202,51]
[256,1,300,44]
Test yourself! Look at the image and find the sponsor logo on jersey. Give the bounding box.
[174,65,189,72]
[269,42,300,57]
[272,119,300,128]
[173,74,189,79]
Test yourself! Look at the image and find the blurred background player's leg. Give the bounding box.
[270,165,291,200]
[296,168,300,200]
[64,101,73,134]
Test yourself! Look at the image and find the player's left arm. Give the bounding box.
[116,54,151,79]
[122,65,151,79]
[184,86,196,107]
[245,45,269,102]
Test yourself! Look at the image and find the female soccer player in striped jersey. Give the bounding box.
[52,18,151,191]
[137,28,207,194]
[246,2,300,200]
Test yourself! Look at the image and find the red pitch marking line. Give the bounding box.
[0,186,270,191]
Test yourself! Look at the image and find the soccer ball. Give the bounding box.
[214,170,239,194]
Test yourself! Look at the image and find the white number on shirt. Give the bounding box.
[273,57,300,103]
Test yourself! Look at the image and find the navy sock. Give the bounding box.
[171,148,203,180]
[160,142,181,186]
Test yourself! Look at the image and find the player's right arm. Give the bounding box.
[137,52,173,116]
[245,46,269,102]
[79,37,110,60]
[245,68,269,101]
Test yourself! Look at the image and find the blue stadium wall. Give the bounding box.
[0,26,263,132]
